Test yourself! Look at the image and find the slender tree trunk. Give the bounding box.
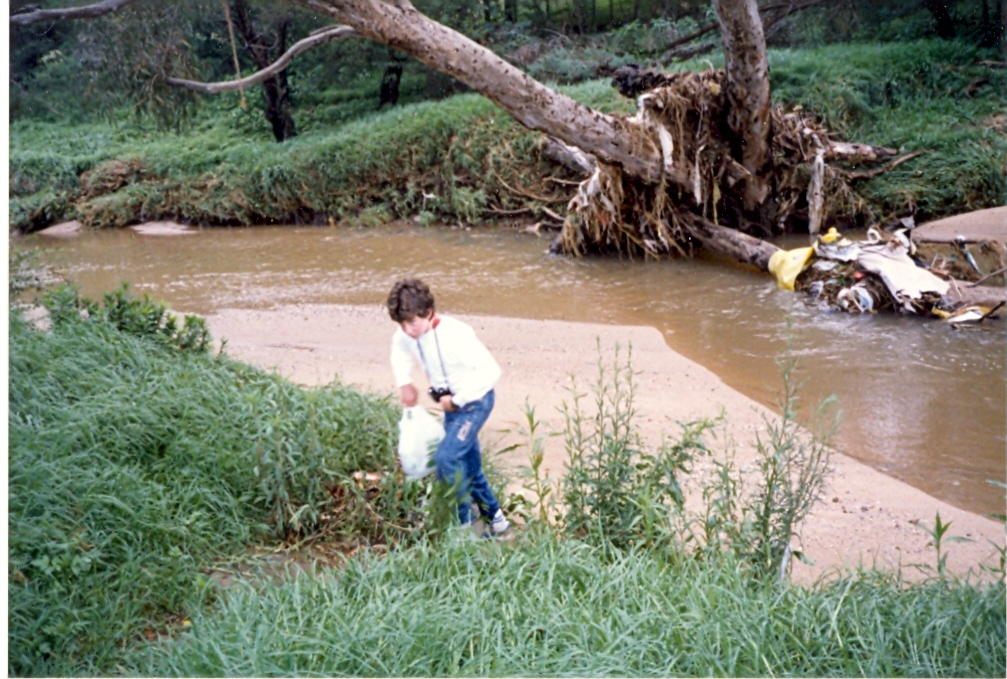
[922,0,955,38]
[712,0,773,212]
[232,0,298,142]
[505,0,518,22]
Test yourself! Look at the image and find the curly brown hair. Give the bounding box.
[387,278,435,322]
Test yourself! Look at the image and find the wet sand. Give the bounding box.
[208,303,1004,582]
[914,206,1007,243]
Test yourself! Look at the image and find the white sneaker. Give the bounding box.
[490,509,511,535]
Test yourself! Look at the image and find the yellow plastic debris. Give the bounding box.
[819,227,842,244]
[768,246,815,291]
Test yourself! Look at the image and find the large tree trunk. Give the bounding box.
[713,0,773,213]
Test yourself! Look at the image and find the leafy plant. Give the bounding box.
[513,400,558,529]
[741,351,836,579]
[915,511,974,582]
[42,281,211,353]
[681,348,836,580]
[560,341,707,552]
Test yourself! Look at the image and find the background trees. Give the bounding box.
[9,0,1004,242]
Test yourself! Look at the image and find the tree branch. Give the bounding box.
[824,141,898,163]
[832,150,926,180]
[677,211,780,271]
[166,25,358,94]
[289,0,671,185]
[658,0,826,63]
[11,0,139,26]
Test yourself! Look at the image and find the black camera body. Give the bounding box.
[428,386,453,402]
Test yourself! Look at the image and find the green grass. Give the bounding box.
[7,290,403,675]
[9,40,1003,232]
[9,281,1006,676]
[770,40,1007,218]
[135,536,1006,677]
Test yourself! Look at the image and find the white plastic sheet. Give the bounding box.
[397,406,443,480]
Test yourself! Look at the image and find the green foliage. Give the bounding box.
[10,40,1003,234]
[735,351,835,579]
[914,512,975,582]
[513,400,558,528]
[8,285,404,674]
[41,282,211,354]
[770,40,1007,218]
[552,341,835,581]
[560,343,708,552]
[137,537,1006,676]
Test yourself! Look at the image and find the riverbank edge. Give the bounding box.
[206,302,1005,584]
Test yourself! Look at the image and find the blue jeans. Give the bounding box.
[436,389,500,525]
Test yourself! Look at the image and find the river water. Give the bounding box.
[20,223,1007,515]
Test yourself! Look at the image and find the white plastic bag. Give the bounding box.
[397,406,444,480]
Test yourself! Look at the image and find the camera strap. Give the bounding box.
[416,327,450,392]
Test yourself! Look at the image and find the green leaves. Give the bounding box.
[914,511,975,581]
[559,342,708,552]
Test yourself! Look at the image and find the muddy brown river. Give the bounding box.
[19,223,1007,516]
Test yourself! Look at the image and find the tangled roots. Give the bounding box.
[560,68,873,258]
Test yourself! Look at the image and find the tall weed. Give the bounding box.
[560,343,707,552]
[555,341,835,580]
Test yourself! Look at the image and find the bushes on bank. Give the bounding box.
[8,286,401,675]
[8,40,1004,233]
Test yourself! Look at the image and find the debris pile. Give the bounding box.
[777,227,1005,323]
[560,68,875,259]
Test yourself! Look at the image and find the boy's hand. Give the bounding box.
[439,394,456,412]
[400,384,418,407]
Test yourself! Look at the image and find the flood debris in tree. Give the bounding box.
[557,67,886,262]
[532,63,1000,321]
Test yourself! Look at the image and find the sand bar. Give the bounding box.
[207,303,1004,583]
[914,206,1007,243]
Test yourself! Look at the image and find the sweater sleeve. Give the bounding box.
[390,329,417,388]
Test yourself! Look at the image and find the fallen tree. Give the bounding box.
[159,0,888,274]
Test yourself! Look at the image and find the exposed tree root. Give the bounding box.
[558,67,904,269]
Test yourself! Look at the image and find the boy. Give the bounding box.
[387,278,510,536]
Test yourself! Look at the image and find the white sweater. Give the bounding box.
[390,315,501,407]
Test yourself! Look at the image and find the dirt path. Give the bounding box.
[208,304,1004,583]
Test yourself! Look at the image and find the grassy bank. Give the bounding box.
[8,285,405,675]
[136,537,1006,677]
[9,40,1005,233]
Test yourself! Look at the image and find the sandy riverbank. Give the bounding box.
[207,303,1004,583]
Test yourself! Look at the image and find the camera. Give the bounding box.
[428,386,453,402]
